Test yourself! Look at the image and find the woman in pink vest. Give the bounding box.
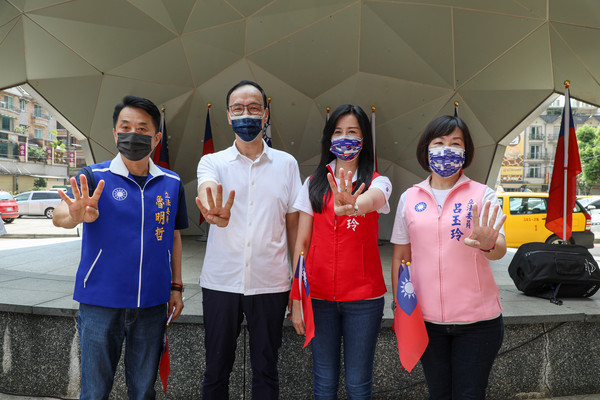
[391,115,507,399]
[290,104,392,399]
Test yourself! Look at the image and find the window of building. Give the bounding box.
[527,164,541,178]
[34,104,42,118]
[529,126,543,140]
[20,99,26,111]
[34,128,43,139]
[1,116,13,131]
[2,95,13,109]
[529,145,541,159]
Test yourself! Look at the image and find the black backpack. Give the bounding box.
[508,242,600,305]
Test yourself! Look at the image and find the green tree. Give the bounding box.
[49,136,66,163]
[576,124,600,192]
[33,177,47,190]
[28,146,47,162]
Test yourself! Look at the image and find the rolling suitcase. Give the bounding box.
[508,242,600,305]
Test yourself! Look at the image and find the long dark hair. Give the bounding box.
[309,104,374,213]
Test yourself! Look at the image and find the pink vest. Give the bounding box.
[307,171,387,301]
[404,175,502,323]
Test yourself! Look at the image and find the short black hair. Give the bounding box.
[112,95,161,132]
[226,80,267,108]
[416,115,474,172]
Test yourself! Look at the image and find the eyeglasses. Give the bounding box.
[228,103,264,116]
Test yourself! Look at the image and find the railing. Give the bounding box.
[31,112,51,121]
[0,102,20,113]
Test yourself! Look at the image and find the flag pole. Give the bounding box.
[562,81,570,243]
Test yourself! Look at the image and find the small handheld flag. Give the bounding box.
[290,252,315,348]
[371,106,377,172]
[393,261,428,372]
[158,329,171,395]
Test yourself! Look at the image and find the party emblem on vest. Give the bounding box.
[414,202,427,212]
[112,188,128,201]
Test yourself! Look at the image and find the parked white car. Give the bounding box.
[14,190,63,218]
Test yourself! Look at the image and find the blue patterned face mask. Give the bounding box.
[231,114,264,142]
[428,146,465,177]
[330,135,363,161]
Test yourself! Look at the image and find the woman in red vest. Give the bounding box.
[391,115,507,399]
[290,104,392,399]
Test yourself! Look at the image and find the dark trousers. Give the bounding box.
[420,315,504,400]
[201,288,289,400]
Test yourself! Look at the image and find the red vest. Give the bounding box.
[306,170,386,301]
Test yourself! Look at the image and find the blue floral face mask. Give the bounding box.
[230,114,264,142]
[330,135,363,161]
[428,146,465,177]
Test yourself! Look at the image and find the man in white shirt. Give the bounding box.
[196,80,301,400]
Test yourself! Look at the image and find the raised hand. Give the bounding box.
[463,201,507,251]
[195,184,235,227]
[58,175,105,224]
[327,167,365,216]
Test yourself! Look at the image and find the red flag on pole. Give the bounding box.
[545,81,582,241]
[290,253,315,348]
[199,104,215,225]
[153,108,170,169]
[393,261,428,372]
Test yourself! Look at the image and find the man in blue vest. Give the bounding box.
[53,95,188,399]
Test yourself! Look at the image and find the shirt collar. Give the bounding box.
[224,139,272,162]
[416,172,470,193]
[109,154,164,178]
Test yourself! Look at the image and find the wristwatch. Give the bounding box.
[350,203,359,217]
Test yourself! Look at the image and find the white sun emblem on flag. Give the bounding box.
[400,278,416,299]
[112,188,128,201]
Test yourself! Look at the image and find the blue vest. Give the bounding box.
[73,156,181,308]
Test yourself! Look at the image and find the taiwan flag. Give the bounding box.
[393,262,428,372]
[158,330,170,395]
[290,253,315,348]
[199,105,215,225]
[545,83,581,241]
[153,109,170,169]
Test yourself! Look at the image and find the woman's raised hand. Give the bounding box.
[463,201,507,251]
[327,167,365,216]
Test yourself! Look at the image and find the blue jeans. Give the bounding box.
[420,315,504,400]
[311,297,384,400]
[78,303,167,400]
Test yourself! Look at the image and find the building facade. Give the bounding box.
[499,97,599,193]
[0,86,85,193]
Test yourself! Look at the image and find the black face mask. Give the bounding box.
[116,132,153,161]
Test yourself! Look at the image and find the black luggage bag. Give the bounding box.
[508,242,600,304]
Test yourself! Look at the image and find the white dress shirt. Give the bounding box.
[197,140,301,295]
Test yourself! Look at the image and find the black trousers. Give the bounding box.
[201,288,289,400]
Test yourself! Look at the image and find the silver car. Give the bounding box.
[15,190,63,219]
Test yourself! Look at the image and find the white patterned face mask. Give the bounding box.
[428,146,465,178]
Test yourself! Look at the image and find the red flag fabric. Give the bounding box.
[159,330,170,395]
[392,262,428,372]
[199,106,215,225]
[153,109,170,169]
[290,253,315,348]
[545,85,582,241]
